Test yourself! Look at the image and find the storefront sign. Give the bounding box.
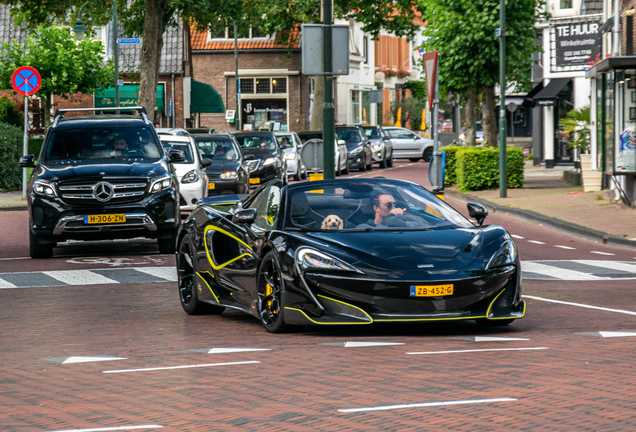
[552,18,601,71]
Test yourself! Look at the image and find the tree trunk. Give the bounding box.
[481,85,497,147]
[310,77,324,131]
[464,89,477,146]
[138,0,169,121]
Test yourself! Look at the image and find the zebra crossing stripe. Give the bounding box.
[521,261,604,281]
[42,270,120,286]
[0,278,16,288]
[134,266,178,281]
[572,260,636,274]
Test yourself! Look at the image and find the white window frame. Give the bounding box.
[207,27,273,43]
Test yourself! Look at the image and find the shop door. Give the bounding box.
[555,82,574,163]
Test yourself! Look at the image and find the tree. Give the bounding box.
[420,0,546,146]
[0,25,114,129]
[559,106,591,154]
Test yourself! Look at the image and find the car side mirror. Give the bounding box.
[19,154,36,168]
[169,149,186,162]
[201,158,212,168]
[337,139,346,146]
[382,136,390,141]
[232,207,257,225]
[467,202,488,226]
[244,154,255,160]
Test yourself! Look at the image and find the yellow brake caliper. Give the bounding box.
[265,283,273,309]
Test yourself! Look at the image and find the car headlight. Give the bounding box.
[350,146,363,154]
[459,133,465,140]
[284,153,296,160]
[486,238,517,270]
[150,175,172,193]
[181,169,199,184]
[33,180,57,197]
[221,171,239,180]
[263,157,275,166]
[297,248,359,272]
[372,144,382,151]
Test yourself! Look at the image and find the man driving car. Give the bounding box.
[357,189,407,228]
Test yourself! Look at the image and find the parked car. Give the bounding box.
[159,135,211,212]
[441,120,453,133]
[232,131,287,186]
[361,125,394,168]
[296,131,349,176]
[19,106,182,258]
[274,131,307,181]
[186,127,215,134]
[191,133,250,196]
[335,125,373,171]
[458,122,486,146]
[156,127,190,136]
[383,126,435,162]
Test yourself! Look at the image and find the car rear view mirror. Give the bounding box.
[467,202,488,226]
[169,149,186,162]
[201,158,212,168]
[19,154,36,168]
[337,139,346,145]
[232,208,257,225]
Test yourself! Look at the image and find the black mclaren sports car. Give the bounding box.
[176,178,525,333]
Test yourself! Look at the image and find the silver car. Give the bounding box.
[383,127,434,162]
[275,132,307,181]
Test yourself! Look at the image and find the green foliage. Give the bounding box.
[559,106,591,152]
[456,147,524,192]
[440,146,461,185]
[0,96,23,127]
[0,122,24,192]
[405,81,426,99]
[419,0,547,98]
[29,138,45,157]
[0,25,114,102]
[391,97,427,130]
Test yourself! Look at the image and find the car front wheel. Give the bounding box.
[258,251,288,333]
[423,147,434,163]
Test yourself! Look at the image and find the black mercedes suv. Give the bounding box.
[19,107,182,258]
[232,131,286,186]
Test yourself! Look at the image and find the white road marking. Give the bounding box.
[62,356,127,364]
[573,260,636,273]
[344,341,405,347]
[103,360,260,374]
[0,256,30,260]
[555,245,576,250]
[134,266,178,281]
[599,331,636,338]
[44,426,162,432]
[0,278,17,288]
[528,240,546,245]
[524,295,636,316]
[407,347,547,355]
[511,235,524,239]
[521,262,603,280]
[201,348,272,354]
[451,336,530,342]
[590,251,615,256]
[42,270,119,286]
[338,397,517,413]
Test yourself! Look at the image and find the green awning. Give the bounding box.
[191,79,225,113]
[95,84,166,112]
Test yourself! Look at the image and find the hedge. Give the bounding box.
[455,146,524,192]
[29,138,45,157]
[440,146,460,186]
[0,122,24,192]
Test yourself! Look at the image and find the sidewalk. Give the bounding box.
[0,191,26,210]
[447,160,636,248]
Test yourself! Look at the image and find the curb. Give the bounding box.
[446,190,636,250]
[0,205,27,212]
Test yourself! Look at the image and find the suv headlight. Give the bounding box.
[181,169,199,184]
[486,238,517,270]
[263,157,275,166]
[284,153,297,160]
[297,248,360,272]
[350,146,363,154]
[459,133,465,140]
[221,171,239,180]
[33,180,57,197]
[150,175,172,193]
[372,144,383,151]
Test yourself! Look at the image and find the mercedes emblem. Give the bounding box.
[93,182,114,202]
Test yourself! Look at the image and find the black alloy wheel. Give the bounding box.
[294,165,302,181]
[178,234,224,315]
[359,155,367,171]
[366,154,373,170]
[423,147,434,163]
[379,151,387,168]
[258,251,288,333]
[158,227,179,254]
[343,161,350,174]
[386,152,394,167]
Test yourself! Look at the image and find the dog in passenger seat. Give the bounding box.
[321,214,344,230]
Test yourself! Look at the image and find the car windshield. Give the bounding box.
[276,134,294,147]
[195,138,239,162]
[161,141,195,164]
[362,127,380,139]
[476,123,483,132]
[45,126,162,160]
[235,134,277,151]
[284,181,474,232]
[336,128,362,143]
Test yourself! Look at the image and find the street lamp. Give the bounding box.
[72,2,89,41]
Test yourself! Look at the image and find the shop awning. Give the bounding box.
[95,84,166,112]
[190,80,225,113]
[533,79,571,100]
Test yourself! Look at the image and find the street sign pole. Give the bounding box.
[112,0,120,113]
[22,96,28,198]
[498,0,507,198]
[322,0,335,180]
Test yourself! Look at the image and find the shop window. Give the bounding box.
[559,0,572,8]
[256,78,271,93]
[272,78,286,93]
[351,91,360,124]
[240,78,254,94]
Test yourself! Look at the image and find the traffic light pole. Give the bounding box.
[322,0,335,180]
[498,0,507,198]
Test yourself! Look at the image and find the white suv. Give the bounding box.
[159,135,211,211]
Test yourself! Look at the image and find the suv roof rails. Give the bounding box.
[52,106,150,128]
